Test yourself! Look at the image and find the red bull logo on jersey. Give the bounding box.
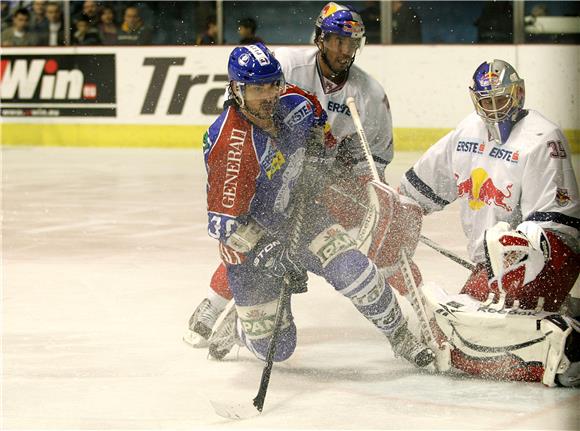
[456,168,513,211]
[555,188,571,207]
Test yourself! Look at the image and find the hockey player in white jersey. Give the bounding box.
[184,3,427,366]
[400,59,580,386]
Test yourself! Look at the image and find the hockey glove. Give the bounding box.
[252,236,308,293]
[484,221,550,291]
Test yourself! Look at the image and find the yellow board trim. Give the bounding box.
[1,123,579,153]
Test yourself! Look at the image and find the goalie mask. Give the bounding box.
[469,59,526,144]
[228,43,285,120]
[315,2,366,79]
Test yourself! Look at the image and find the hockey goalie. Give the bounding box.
[399,59,580,387]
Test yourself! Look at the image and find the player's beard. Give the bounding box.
[249,98,277,120]
[319,50,353,81]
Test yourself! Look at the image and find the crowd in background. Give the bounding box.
[1,0,578,47]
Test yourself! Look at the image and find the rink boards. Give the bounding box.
[1,45,578,152]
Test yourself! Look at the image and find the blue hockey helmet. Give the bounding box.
[469,59,525,144]
[227,43,285,118]
[315,2,366,40]
[314,3,366,78]
[228,43,283,85]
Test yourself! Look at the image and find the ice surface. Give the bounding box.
[2,147,579,430]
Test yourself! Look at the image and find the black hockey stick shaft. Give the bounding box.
[252,281,289,412]
[419,234,476,272]
[252,127,318,412]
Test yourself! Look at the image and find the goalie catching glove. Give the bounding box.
[484,221,550,299]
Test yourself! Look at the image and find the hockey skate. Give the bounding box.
[183,298,221,348]
[208,301,242,360]
[387,321,435,368]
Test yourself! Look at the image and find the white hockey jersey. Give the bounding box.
[400,110,579,263]
[274,47,393,177]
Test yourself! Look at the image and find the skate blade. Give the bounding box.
[210,399,261,420]
[182,329,209,348]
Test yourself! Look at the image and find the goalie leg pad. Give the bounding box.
[541,314,579,387]
[322,175,369,230]
[358,181,422,269]
[423,283,580,385]
[384,259,423,297]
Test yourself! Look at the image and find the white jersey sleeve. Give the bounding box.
[348,72,393,177]
[399,129,457,214]
[275,47,393,178]
[520,127,579,241]
[400,110,579,262]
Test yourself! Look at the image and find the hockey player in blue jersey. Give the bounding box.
[200,43,434,368]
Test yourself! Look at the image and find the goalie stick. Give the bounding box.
[419,234,475,272]
[346,97,451,370]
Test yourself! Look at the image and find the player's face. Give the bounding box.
[322,34,360,72]
[46,5,60,23]
[243,81,283,119]
[478,95,512,120]
[13,13,29,31]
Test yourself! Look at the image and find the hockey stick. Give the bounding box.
[211,131,315,420]
[346,97,451,369]
[419,234,475,272]
[344,97,474,272]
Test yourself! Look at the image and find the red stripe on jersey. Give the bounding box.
[207,108,260,217]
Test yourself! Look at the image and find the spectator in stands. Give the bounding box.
[1,2,12,32]
[29,0,47,38]
[238,17,262,44]
[1,8,37,46]
[37,1,65,46]
[475,0,513,43]
[98,5,118,45]
[77,0,99,29]
[116,5,152,45]
[196,14,218,45]
[392,0,422,43]
[73,14,100,45]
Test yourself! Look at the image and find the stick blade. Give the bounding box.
[210,399,261,420]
